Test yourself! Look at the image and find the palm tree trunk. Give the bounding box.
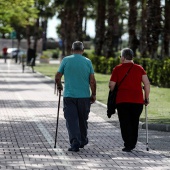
[26,25,31,48]
[140,0,147,57]
[42,19,47,51]
[59,10,66,57]
[65,7,76,55]
[83,13,87,35]
[95,0,106,56]
[128,0,139,56]
[164,0,170,57]
[105,0,115,58]
[75,0,84,41]
[63,1,86,55]
[147,0,161,58]
[33,18,39,53]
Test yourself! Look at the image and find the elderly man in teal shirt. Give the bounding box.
[55,41,96,152]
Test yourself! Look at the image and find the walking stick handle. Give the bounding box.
[54,82,59,96]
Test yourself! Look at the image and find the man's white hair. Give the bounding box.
[72,41,84,51]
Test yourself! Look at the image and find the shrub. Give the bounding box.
[40,55,49,59]
[52,52,58,59]
[160,59,170,87]
[52,49,60,59]
[89,54,170,87]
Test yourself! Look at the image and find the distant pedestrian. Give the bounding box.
[109,48,150,152]
[55,41,96,152]
[2,47,8,63]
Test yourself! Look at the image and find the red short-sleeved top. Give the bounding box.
[110,63,146,104]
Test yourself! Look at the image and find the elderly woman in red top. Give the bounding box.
[109,48,150,152]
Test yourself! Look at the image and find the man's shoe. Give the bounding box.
[79,145,85,148]
[122,148,132,152]
[68,147,79,152]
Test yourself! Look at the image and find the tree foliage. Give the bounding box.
[0,0,56,52]
[0,0,169,58]
[0,0,37,36]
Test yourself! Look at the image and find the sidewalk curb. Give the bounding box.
[141,123,170,132]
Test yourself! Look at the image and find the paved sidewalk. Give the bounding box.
[0,59,170,170]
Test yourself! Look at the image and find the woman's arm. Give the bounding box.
[109,81,116,91]
[142,75,150,105]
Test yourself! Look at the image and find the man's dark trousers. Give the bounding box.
[63,98,90,148]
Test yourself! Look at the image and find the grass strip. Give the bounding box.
[34,63,170,124]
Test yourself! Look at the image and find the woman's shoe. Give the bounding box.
[68,147,79,152]
[122,148,132,152]
[80,138,88,148]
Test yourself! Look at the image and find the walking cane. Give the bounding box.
[145,105,149,151]
[54,83,61,148]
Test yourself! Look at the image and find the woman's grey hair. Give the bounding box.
[121,48,134,60]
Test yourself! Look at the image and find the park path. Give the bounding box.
[0,59,170,170]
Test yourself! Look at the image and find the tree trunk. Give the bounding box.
[42,19,47,51]
[128,0,139,56]
[33,18,40,53]
[147,0,161,58]
[26,25,31,48]
[104,0,115,58]
[63,1,86,55]
[65,7,76,55]
[83,14,87,35]
[164,0,170,57]
[140,0,147,57]
[95,0,106,56]
[105,0,120,56]
[75,0,84,41]
[59,10,66,57]
[113,13,119,52]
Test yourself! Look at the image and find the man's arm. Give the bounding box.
[90,74,96,103]
[55,72,63,90]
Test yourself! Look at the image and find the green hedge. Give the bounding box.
[87,54,170,87]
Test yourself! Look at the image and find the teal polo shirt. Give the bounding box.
[58,54,94,98]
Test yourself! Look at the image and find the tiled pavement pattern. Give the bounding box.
[0,59,170,170]
[90,102,170,158]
